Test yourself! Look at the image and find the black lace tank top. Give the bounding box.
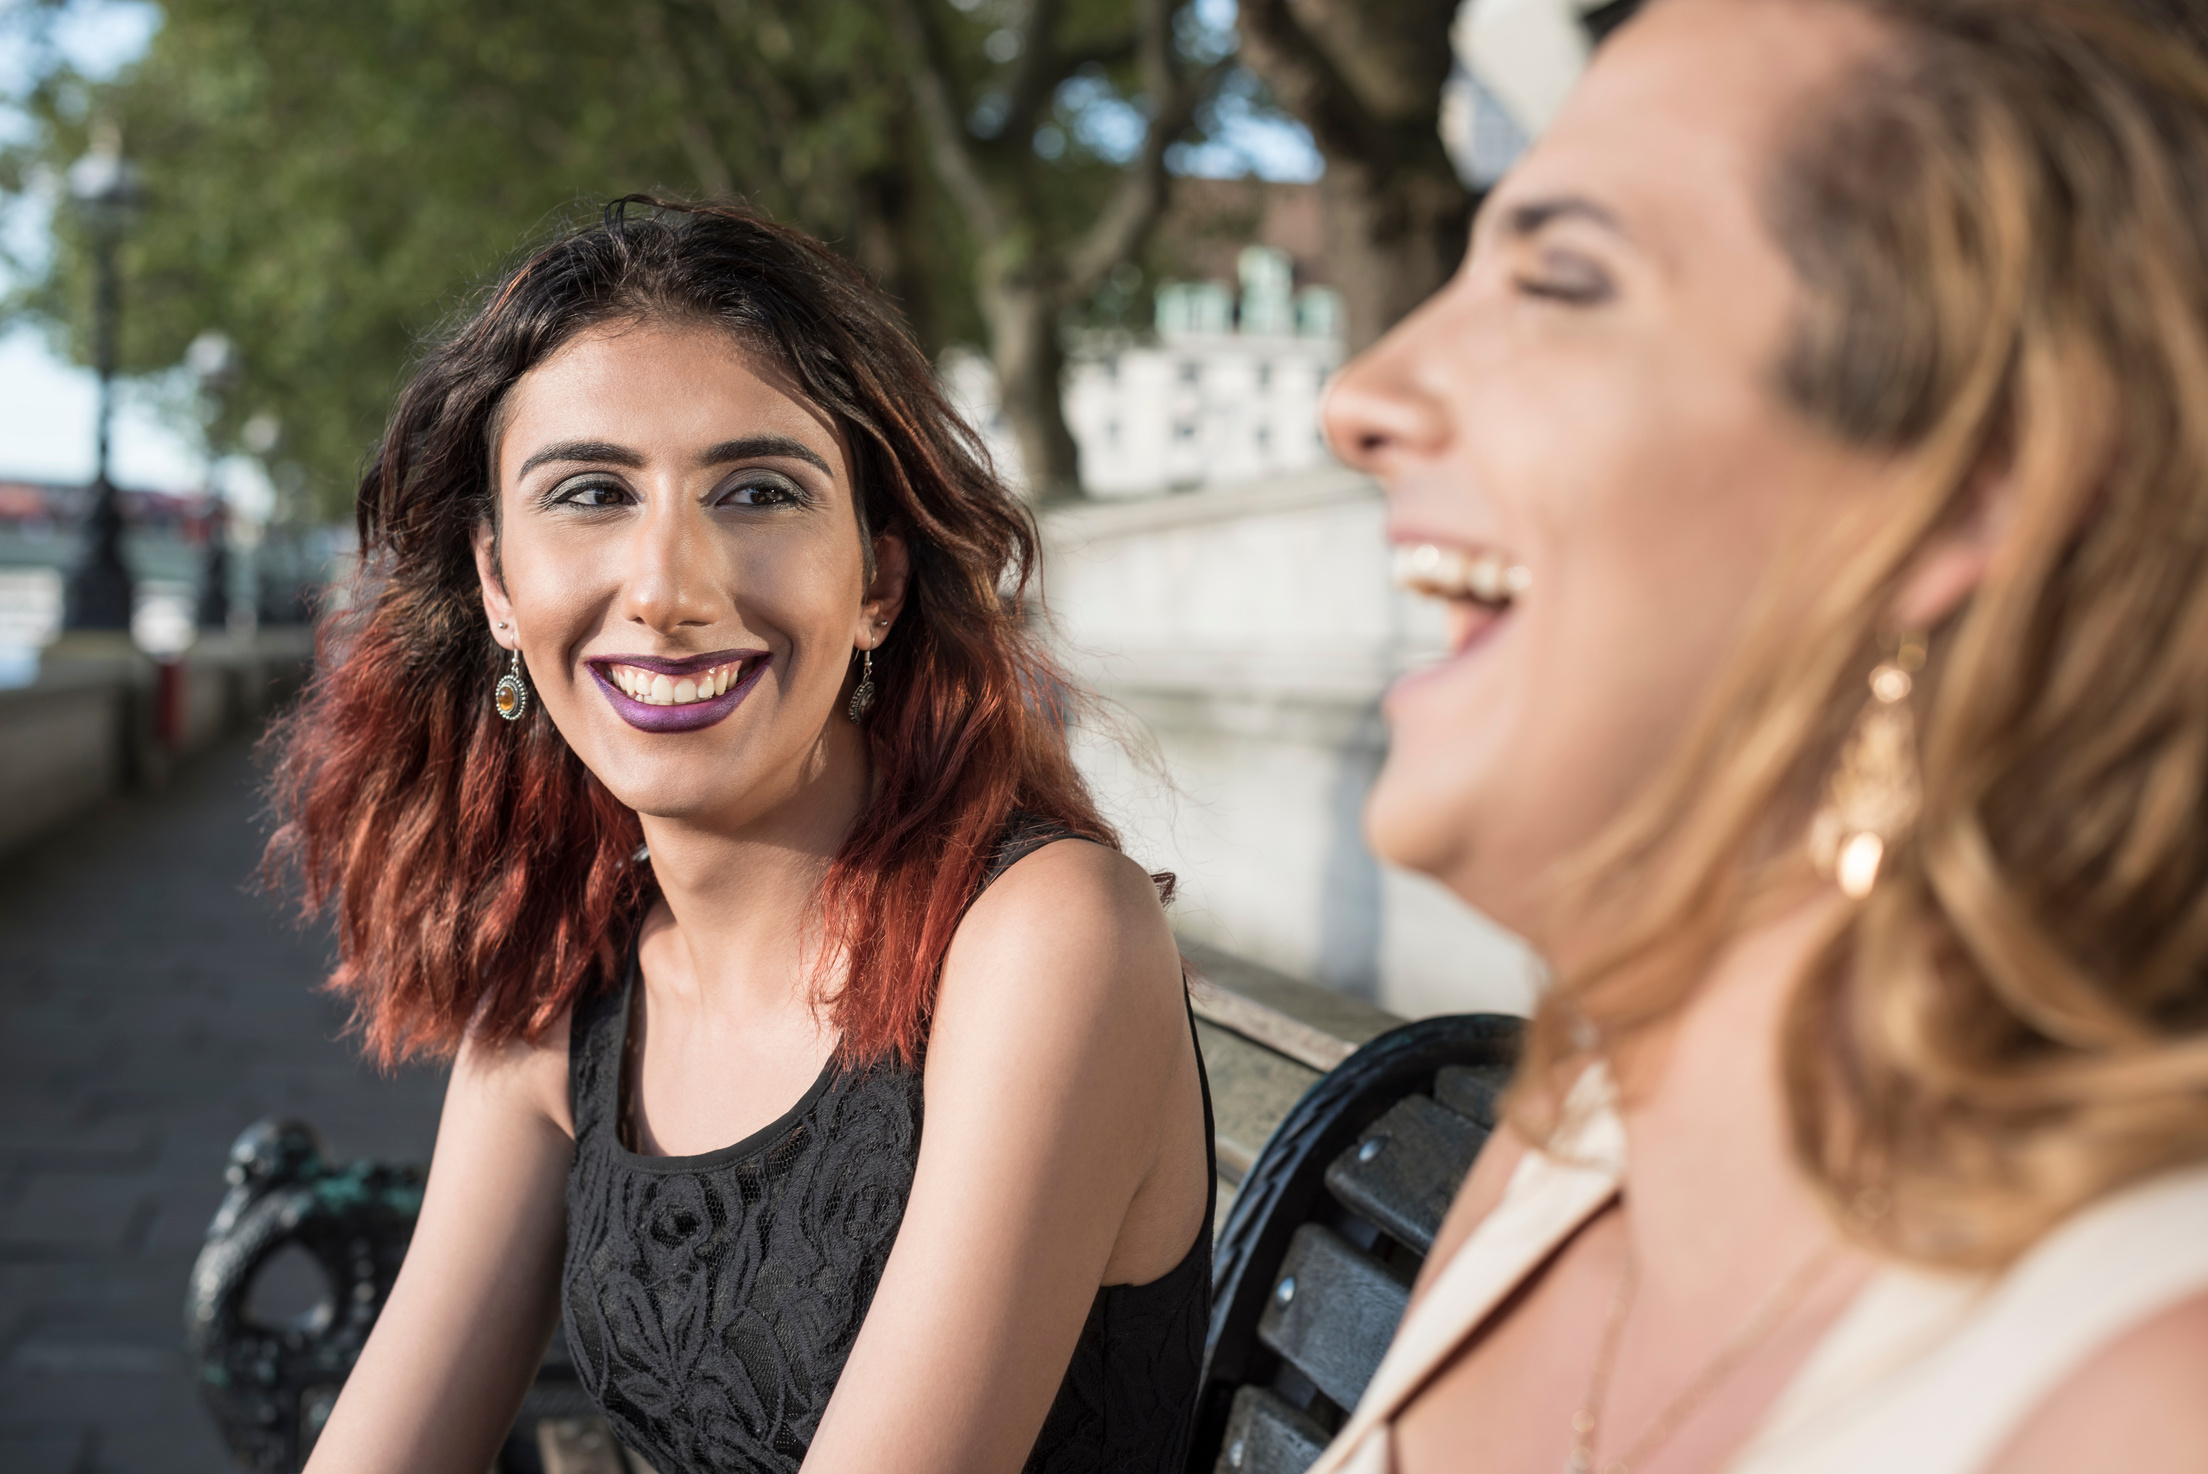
[561,821,1216,1473]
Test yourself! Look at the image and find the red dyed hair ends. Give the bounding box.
[265,198,1122,1068]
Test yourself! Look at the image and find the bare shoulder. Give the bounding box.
[940,837,1181,1023]
[929,837,1186,1121]
[1984,1285,2208,1474]
[450,1002,577,1141]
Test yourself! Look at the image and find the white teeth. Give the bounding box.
[607,662,740,706]
[1392,542,1530,608]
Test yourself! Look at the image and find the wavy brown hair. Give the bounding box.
[265,199,1119,1068]
[1517,0,2208,1269]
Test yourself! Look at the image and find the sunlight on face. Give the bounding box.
[1324,0,1898,947]
[482,320,879,825]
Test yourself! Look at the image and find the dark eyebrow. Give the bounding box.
[514,434,833,481]
[516,439,644,479]
[700,435,831,476]
[1501,195,1631,242]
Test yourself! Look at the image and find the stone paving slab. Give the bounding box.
[0,735,448,1474]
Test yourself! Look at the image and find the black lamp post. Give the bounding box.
[61,134,142,633]
[187,331,240,631]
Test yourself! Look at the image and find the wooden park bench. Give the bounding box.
[183,941,1520,1474]
[1181,943,1519,1473]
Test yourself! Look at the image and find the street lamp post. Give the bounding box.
[187,331,241,631]
[62,133,142,633]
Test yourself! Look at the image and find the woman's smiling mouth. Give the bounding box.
[587,650,769,733]
[605,659,744,706]
[1392,541,1531,656]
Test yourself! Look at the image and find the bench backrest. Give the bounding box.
[1191,1014,1523,1474]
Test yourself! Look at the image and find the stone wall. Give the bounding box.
[0,628,314,861]
[0,673,127,859]
[1040,467,1542,1020]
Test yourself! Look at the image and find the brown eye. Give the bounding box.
[715,474,807,509]
[550,476,635,509]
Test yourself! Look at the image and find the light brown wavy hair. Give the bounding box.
[1516,0,2208,1270]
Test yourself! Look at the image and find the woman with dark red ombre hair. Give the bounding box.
[271,199,1213,1474]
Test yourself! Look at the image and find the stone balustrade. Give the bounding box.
[1040,467,1541,1022]
[0,627,314,860]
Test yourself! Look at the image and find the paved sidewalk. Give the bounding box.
[0,735,449,1474]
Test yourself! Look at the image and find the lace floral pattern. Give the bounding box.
[562,1008,925,1472]
[1024,1232,1211,1473]
[561,817,1211,1473]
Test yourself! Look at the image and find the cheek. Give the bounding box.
[1530,385,1800,732]
[498,527,601,636]
[1369,344,1813,921]
[737,539,866,668]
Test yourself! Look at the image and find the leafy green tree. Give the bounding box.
[1236,0,1473,349]
[7,0,1239,514]
[6,0,969,517]
[890,0,1231,499]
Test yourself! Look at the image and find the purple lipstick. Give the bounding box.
[588,649,768,734]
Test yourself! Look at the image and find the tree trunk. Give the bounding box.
[885,0,1220,498]
[1237,0,1475,351]
[850,159,953,357]
[1316,154,1475,352]
[985,279,1082,501]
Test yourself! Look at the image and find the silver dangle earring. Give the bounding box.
[494,645,530,722]
[846,647,876,723]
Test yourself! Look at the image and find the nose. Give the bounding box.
[1321,300,1454,476]
[621,498,721,635]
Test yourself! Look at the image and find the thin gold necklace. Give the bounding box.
[1566,1236,1839,1474]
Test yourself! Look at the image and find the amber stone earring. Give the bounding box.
[494,645,530,723]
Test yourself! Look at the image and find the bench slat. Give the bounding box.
[1255,1224,1410,1411]
[1433,1062,1513,1129]
[1196,1018,1323,1188]
[1323,1095,1489,1255]
[1212,1385,1331,1474]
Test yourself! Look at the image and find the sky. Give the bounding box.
[0,0,1327,500]
[0,0,203,491]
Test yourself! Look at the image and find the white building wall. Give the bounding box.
[1040,467,1544,1021]
[1062,333,1340,496]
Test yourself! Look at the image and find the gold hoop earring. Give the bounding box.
[1809,635,1925,897]
[846,647,876,724]
[494,645,530,723]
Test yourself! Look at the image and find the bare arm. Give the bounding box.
[303,1021,575,1474]
[803,838,1205,1473]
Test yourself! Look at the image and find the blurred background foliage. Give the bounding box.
[1,0,1286,516]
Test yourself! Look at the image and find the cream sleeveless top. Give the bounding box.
[1307,1067,2208,1474]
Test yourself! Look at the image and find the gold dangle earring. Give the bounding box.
[1809,635,1925,898]
[493,641,530,723]
[846,647,876,724]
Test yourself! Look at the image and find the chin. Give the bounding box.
[1363,759,1480,889]
[579,754,732,824]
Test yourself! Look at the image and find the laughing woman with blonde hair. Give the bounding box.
[1307,0,2208,1470]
